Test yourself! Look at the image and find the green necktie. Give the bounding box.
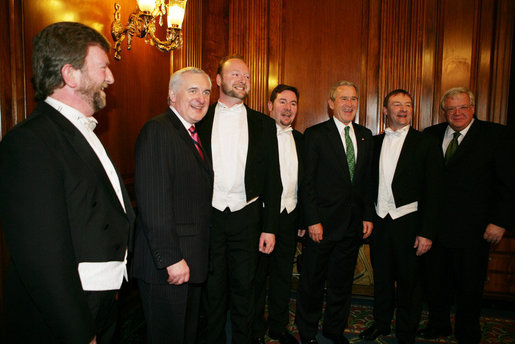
[444,131,461,164]
[345,126,355,181]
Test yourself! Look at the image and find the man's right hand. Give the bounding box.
[308,223,323,243]
[90,336,97,344]
[166,259,190,285]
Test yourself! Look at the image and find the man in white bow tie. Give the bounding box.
[252,84,303,344]
[0,22,135,344]
[359,89,443,344]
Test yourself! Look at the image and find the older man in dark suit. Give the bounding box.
[253,84,304,344]
[418,87,514,344]
[359,89,443,344]
[0,22,134,344]
[197,55,281,344]
[132,67,213,344]
[295,80,374,344]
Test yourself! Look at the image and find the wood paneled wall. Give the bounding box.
[1,0,514,306]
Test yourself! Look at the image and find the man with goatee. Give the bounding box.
[197,55,281,343]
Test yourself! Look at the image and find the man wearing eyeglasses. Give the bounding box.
[418,87,515,344]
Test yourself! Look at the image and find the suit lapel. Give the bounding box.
[245,106,260,169]
[393,127,417,179]
[166,108,212,172]
[326,119,351,179]
[293,130,303,184]
[353,123,369,174]
[197,105,215,161]
[44,104,128,217]
[447,119,480,165]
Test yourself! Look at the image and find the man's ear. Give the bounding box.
[216,74,222,87]
[268,101,273,113]
[168,88,176,104]
[61,64,80,88]
[328,98,335,110]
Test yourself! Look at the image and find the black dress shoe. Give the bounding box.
[416,326,451,339]
[268,330,299,344]
[252,336,266,344]
[299,337,318,344]
[359,326,390,340]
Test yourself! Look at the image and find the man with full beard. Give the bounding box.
[197,55,281,343]
[0,22,134,343]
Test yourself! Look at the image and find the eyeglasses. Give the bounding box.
[445,105,471,115]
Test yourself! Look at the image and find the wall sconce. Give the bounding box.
[111,0,187,60]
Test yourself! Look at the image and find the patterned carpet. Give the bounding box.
[276,298,515,344]
[117,289,515,343]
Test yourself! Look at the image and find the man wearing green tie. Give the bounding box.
[296,80,375,344]
[419,87,515,344]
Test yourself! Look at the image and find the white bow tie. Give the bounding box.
[79,116,98,131]
[277,127,293,135]
[385,127,402,137]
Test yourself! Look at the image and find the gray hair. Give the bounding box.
[440,87,475,110]
[169,67,212,92]
[329,80,358,100]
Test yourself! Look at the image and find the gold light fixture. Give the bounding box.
[111,0,187,60]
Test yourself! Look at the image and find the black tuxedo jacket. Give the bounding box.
[0,102,135,343]
[302,118,374,241]
[372,127,443,239]
[132,108,213,284]
[197,104,281,234]
[292,129,304,190]
[424,119,515,248]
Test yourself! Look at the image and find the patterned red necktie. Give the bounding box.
[189,125,205,161]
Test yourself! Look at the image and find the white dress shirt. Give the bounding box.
[211,101,256,212]
[376,125,418,219]
[442,118,474,153]
[333,117,358,161]
[45,97,128,291]
[276,124,298,213]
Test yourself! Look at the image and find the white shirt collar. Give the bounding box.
[445,118,475,138]
[45,96,97,131]
[170,106,192,131]
[276,123,293,135]
[333,117,354,135]
[385,125,409,137]
[216,101,245,112]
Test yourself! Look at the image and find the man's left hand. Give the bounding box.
[483,223,506,245]
[259,232,275,254]
[414,236,432,256]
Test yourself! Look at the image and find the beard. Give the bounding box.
[220,80,248,100]
[77,74,107,113]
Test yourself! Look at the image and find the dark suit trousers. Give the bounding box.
[424,240,489,344]
[295,232,361,339]
[253,209,298,337]
[205,202,261,344]
[370,213,422,342]
[138,280,202,344]
[4,267,117,344]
